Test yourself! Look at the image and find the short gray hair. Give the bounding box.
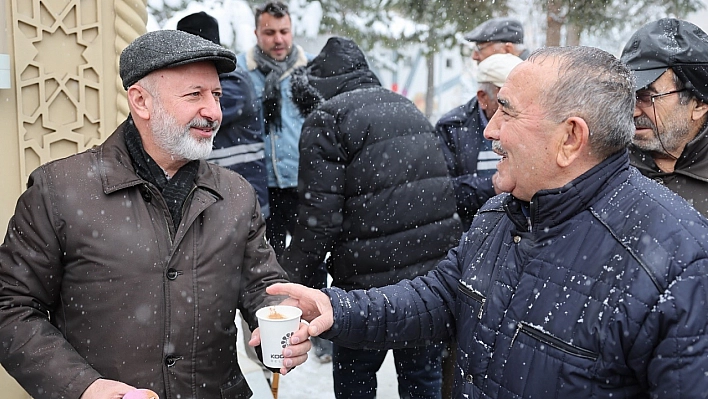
[528,46,635,159]
[478,82,498,99]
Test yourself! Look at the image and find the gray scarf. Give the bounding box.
[254,45,300,134]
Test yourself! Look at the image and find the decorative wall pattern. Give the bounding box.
[114,0,148,125]
[10,0,146,186]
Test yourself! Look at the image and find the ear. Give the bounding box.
[502,43,515,54]
[556,116,590,168]
[477,90,488,110]
[691,99,708,122]
[127,85,152,121]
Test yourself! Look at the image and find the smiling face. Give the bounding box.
[483,59,566,201]
[255,13,293,61]
[140,61,222,166]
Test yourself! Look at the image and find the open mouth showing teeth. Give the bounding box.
[492,140,507,158]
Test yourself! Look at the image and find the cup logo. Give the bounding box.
[281,331,293,348]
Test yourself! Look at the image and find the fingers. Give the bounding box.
[289,320,310,344]
[248,327,261,347]
[267,282,310,298]
[280,324,312,374]
[79,378,135,399]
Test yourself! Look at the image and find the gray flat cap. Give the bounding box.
[464,17,524,44]
[120,30,236,89]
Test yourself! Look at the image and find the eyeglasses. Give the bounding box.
[473,42,496,53]
[635,88,687,108]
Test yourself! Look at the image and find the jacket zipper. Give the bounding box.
[457,281,486,319]
[269,134,282,187]
[511,321,598,361]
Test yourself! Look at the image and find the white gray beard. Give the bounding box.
[151,105,218,161]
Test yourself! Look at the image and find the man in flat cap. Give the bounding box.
[621,18,708,217]
[0,29,310,399]
[464,17,529,62]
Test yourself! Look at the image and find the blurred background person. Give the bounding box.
[237,1,311,257]
[435,53,523,230]
[463,17,529,62]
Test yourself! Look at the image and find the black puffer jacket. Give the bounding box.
[281,37,462,290]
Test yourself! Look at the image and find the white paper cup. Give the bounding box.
[256,305,302,369]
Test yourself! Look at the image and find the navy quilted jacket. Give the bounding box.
[323,151,708,398]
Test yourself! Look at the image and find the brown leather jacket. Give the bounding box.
[0,120,287,399]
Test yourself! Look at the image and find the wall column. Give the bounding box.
[0,0,147,397]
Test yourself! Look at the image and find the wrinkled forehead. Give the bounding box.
[499,60,547,97]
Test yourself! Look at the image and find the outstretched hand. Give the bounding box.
[267,283,334,337]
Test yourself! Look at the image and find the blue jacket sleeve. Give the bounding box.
[219,72,249,126]
[643,260,708,397]
[321,242,464,349]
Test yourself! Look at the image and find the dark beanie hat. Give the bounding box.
[119,29,235,90]
[177,11,221,45]
[621,18,708,103]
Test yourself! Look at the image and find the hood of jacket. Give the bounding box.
[291,37,381,117]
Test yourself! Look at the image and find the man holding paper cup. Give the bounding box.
[0,29,310,399]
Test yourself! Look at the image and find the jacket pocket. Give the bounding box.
[220,373,253,399]
[512,321,598,361]
[457,281,486,320]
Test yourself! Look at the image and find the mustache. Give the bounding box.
[189,118,220,131]
[634,115,656,130]
[492,140,506,156]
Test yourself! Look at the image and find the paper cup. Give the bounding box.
[256,305,302,369]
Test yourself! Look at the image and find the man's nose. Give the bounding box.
[201,96,222,122]
[483,113,500,140]
[633,103,642,118]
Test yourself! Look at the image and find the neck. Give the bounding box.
[652,152,678,173]
[136,121,189,178]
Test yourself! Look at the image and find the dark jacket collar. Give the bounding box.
[98,119,223,199]
[503,150,631,233]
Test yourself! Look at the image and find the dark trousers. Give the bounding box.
[333,343,443,399]
[266,187,299,258]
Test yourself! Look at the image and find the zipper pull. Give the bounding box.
[511,322,523,346]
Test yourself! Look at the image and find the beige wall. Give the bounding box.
[0,0,147,397]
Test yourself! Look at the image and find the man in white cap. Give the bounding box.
[436,53,523,229]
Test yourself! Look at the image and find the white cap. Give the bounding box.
[477,53,524,87]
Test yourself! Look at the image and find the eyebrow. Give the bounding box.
[498,97,518,114]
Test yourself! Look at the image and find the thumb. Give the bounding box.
[248,327,261,347]
[308,315,333,337]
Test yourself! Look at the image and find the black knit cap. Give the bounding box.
[119,29,236,90]
[621,18,708,103]
[177,11,221,45]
